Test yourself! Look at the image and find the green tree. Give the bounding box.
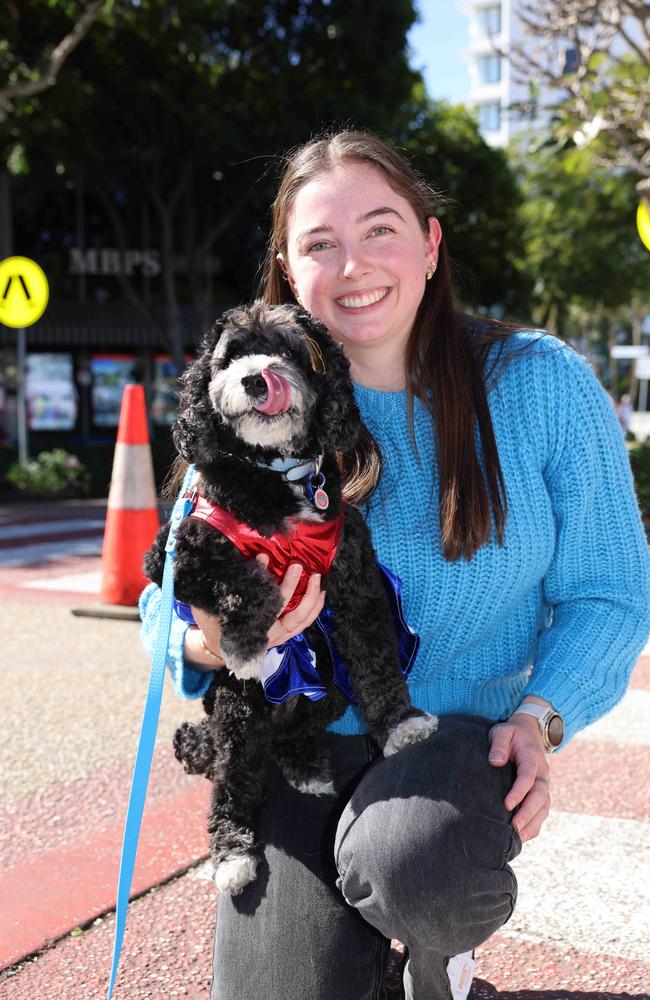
[512,141,649,373]
[4,0,534,364]
[508,1,650,199]
[403,95,532,318]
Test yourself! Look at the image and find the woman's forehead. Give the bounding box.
[287,162,413,237]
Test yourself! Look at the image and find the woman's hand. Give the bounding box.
[487,710,552,843]
[184,557,326,669]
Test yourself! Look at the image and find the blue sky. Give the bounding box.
[408,0,470,104]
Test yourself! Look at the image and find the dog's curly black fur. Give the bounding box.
[143,302,437,894]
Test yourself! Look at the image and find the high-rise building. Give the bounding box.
[465,0,639,148]
[465,0,554,146]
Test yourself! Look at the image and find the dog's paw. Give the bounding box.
[285,774,336,796]
[383,712,438,757]
[220,640,266,681]
[280,749,335,796]
[222,649,264,681]
[213,854,258,895]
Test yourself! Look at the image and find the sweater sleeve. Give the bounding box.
[138,581,214,701]
[522,344,650,744]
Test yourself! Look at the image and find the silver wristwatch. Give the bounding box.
[511,702,564,752]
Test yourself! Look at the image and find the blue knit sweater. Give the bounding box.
[139,331,650,746]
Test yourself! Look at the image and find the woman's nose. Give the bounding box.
[339,246,372,280]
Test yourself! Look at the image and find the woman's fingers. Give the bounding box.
[488,717,552,841]
[256,555,303,613]
[190,605,223,651]
[513,782,551,842]
[255,556,326,645]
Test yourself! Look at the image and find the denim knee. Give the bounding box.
[335,797,520,954]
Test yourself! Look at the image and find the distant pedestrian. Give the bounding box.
[617,393,633,434]
[140,129,650,1000]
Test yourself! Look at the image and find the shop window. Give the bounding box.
[90,354,136,427]
[151,354,192,426]
[26,353,77,430]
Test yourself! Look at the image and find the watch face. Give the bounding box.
[547,713,564,747]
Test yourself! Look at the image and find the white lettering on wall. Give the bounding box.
[69,248,161,276]
[68,248,220,277]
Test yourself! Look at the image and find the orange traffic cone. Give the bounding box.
[100,384,160,606]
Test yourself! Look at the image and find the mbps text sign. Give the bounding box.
[68,248,221,277]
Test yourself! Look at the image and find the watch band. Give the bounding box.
[511,702,564,752]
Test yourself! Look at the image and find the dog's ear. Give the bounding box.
[296,310,361,455]
[172,316,230,464]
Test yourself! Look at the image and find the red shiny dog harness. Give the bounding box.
[187,494,344,613]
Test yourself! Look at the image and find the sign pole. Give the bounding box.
[16,325,28,463]
[0,257,50,461]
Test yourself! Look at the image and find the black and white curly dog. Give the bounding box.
[144,301,437,894]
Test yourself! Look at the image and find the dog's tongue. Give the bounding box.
[253,368,292,415]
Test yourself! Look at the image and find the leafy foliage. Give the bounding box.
[8,448,91,495]
[511,140,650,334]
[2,0,536,352]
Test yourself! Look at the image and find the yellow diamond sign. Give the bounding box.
[0,256,49,328]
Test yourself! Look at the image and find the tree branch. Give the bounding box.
[0,0,107,122]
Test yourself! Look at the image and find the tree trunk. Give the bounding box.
[0,170,13,259]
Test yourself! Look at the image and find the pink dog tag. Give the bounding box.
[314,488,329,510]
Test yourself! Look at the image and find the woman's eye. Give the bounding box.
[307,240,332,252]
[370,225,393,236]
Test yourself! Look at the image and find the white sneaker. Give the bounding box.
[446,950,475,1000]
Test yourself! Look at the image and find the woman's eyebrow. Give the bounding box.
[296,207,405,244]
[356,206,405,224]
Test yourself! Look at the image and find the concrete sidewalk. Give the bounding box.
[0,597,649,999]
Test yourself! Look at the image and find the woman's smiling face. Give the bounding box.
[283,161,441,357]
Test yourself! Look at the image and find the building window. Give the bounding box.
[562,46,579,74]
[477,53,502,84]
[478,101,502,133]
[477,4,501,36]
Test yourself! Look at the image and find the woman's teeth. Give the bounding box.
[336,288,389,309]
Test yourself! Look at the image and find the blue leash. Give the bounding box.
[106,465,196,999]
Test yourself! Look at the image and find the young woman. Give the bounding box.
[140,130,650,1000]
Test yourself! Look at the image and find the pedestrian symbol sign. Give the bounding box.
[0,256,49,328]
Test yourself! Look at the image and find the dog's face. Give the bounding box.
[173,302,360,464]
[207,305,320,450]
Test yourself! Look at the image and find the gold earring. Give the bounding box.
[295,294,304,307]
[426,263,436,280]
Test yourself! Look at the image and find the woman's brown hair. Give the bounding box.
[260,129,523,562]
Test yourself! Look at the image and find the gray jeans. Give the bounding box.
[210,714,522,1000]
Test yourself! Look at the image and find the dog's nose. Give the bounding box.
[241,373,268,399]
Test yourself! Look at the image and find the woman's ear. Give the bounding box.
[425,216,443,267]
[277,251,300,300]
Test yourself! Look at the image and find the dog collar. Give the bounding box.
[255,454,322,482]
[250,454,330,510]
[206,452,329,510]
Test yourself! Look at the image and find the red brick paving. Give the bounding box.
[3,876,648,1000]
[476,931,650,996]
[550,742,650,821]
[0,869,217,1000]
[0,749,210,971]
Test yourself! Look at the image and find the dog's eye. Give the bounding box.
[280,349,296,360]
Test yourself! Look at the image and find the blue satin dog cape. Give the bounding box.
[174,560,419,705]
